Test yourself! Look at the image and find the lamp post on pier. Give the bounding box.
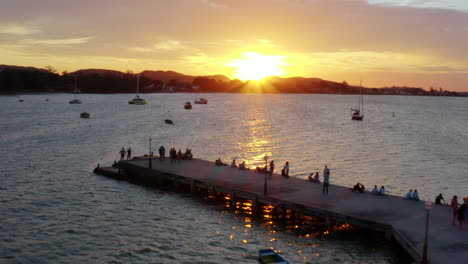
[149,137,152,169]
[422,200,432,264]
[263,155,268,196]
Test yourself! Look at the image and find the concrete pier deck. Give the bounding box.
[96,158,467,264]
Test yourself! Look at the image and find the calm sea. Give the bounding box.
[1,93,467,263]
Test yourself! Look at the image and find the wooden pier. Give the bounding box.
[94,158,467,264]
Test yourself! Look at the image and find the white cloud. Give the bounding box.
[153,40,186,51]
[0,24,41,35]
[20,37,94,45]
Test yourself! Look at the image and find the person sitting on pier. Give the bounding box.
[256,165,268,173]
[405,189,413,200]
[215,158,227,166]
[313,172,320,182]
[435,193,446,205]
[231,159,237,168]
[379,186,386,196]
[412,189,420,201]
[239,161,248,170]
[372,185,379,194]
[352,183,365,193]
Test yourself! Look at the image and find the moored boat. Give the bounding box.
[351,80,364,121]
[258,249,289,264]
[194,98,208,104]
[128,95,147,105]
[70,75,83,104]
[69,98,83,104]
[128,74,147,105]
[80,112,90,118]
[184,102,192,109]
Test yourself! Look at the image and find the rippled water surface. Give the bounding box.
[1,93,467,263]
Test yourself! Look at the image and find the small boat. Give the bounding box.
[128,74,147,105]
[70,76,83,104]
[194,98,208,104]
[258,249,289,264]
[19,99,24,102]
[351,80,364,121]
[165,119,174,125]
[184,102,192,109]
[128,95,147,105]
[69,98,82,104]
[80,112,90,118]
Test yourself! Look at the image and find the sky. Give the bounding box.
[1,0,467,91]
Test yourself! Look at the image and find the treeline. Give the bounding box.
[0,65,462,96]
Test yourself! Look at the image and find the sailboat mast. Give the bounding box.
[360,80,364,115]
[74,75,77,99]
[136,74,140,95]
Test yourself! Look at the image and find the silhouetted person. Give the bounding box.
[323,166,330,195]
[268,160,275,179]
[412,189,419,201]
[379,186,385,196]
[127,147,132,160]
[119,147,125,160]
[435,193,445,205]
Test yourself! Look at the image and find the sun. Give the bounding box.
[227,52,288,81]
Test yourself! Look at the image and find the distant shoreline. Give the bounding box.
[2,91,467,97]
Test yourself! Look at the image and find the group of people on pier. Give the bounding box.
[404,189,420,201]
[166,147,193,163]
[450,195,467,229]
[119,147,132,160]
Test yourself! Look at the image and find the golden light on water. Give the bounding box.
[226,52,288,81]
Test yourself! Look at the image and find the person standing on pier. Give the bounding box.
[268,160,275,179]
[323,165,330,195]
[127,147,132,160]
[120,147,125,160]
[159,146,166,161]
[450,195,459,225]
[282,161,289,177]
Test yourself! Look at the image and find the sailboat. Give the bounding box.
[128,74,147,105]
[69,75,82,104]
[351,81,364,121]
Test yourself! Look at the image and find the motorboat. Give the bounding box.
[128,95,147,105]
[69,98,83,104]
[165,119,174,125]
[194,98,208,104]
[128,74,147,105]
[80,112,90,118]
[184,102,192,109]
[258,249,289,264]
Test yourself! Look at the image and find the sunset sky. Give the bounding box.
[1,0,467,91]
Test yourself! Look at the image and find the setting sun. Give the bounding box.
[226,52,288,81]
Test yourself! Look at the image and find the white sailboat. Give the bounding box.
[128,74,147,105]
[69,75,82,104]
[351,81,364,121]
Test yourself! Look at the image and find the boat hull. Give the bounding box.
[352,115,364,121]
[258,249,289,264]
